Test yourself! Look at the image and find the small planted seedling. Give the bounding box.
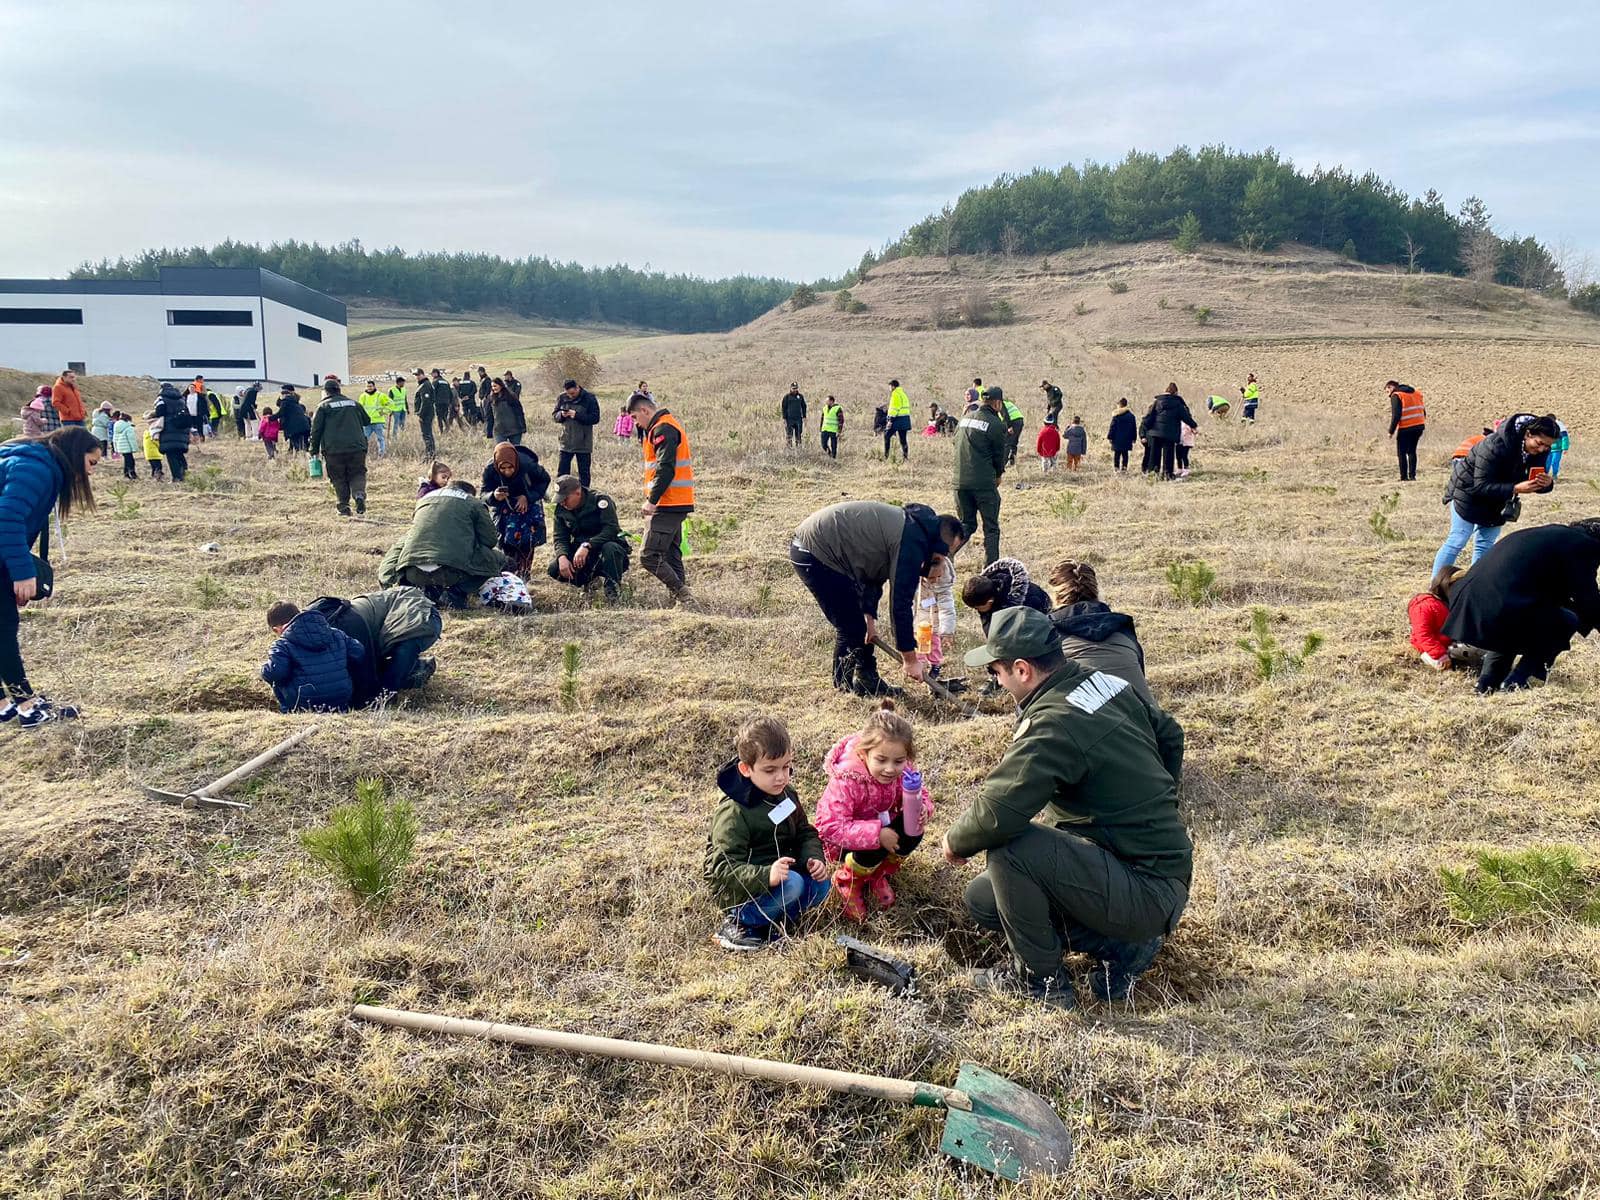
[1370,492,1403,542]
[1238,606,1323,680]
[301,778,417,908]
[1165,560,1217,606]
[559,641,582,712]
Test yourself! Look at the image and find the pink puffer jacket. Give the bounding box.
[815,734,933,857]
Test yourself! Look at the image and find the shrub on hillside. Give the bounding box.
[1107,279,1129,294]
[1194,306,1213,325]
[1571,283,1600,316]
[789,283,818,309]
[1174,211,1202,254]
[834,289,866,314]
[537,346,601,394]
[301,778,417,908]
[1166,560,1217,606]
[1238,607,1323,680]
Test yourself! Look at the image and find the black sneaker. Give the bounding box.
[970,964,1076,1010]
[715,917,771,952]
[1087,935,1164,1002]
[0,703,17,723]
[355,497,366,515]
[17,706,57,730]
[337,507,352,518]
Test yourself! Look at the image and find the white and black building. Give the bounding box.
[0,266,349,386]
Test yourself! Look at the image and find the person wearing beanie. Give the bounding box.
[277,384,311,454]
[309,379,370,516]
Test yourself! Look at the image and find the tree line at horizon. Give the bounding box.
[69,240,795,333]
[69,147,1600,326]
[864,146,1597,312]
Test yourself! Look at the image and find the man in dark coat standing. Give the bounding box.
[553,379,601,487]
[954,386,1009,565]
[152,382,192,481]
[1442,518,1600,693]
[310,378,370,516]
[1147,384,1197,481]
[781,383,807,448]
[1107,399,1137,472]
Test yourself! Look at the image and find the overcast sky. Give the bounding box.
[3,1,1597,283]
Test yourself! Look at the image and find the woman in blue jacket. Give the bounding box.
[0,427,99,728]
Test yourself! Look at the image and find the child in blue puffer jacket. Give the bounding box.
[260,601,365,712]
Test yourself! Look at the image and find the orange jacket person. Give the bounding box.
[626,390,695,606]
[51,368,86,425]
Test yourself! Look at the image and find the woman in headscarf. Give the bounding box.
[481,441,550,578]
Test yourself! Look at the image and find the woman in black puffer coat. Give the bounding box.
[1431,413,1559,577]
[1442,518,1600,692]
[1147,383,1197,481]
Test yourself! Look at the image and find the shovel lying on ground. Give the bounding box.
[871,635,978,717]
[351,1004,1071,1181]
[142,724,321,811]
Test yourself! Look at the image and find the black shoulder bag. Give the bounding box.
[31,522,55,600]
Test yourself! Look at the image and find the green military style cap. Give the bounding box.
[964,606,1060,668]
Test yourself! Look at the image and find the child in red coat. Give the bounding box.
[814,702,933,921]
[1410,565,1477,670]
[1036,416,1061,474]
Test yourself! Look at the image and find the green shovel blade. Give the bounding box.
[938,1061,1073,1182]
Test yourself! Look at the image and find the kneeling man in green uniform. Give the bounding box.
[943,607,1190,1008]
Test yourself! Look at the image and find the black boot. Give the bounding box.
[850,647,902,698]
[1087,935,1165,1002]
[832,644,854,692]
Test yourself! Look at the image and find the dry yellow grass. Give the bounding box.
[4,248,1600,1199]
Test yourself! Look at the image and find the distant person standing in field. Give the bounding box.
[553,378,600,487]
[954,385,1009,564]
[1432,413,1559,575]
[1147,383,1197,481]
[310,378,370,517]
[359,379,388,458]
[1386,380,1426,482]
[430,368,457,434]
[1035,415,1060,473]
[1240,373,1261,423]
[51,368,86,427]
[1063,415,1087,470]
[502,368,523,402]
[781,382,807,448]
[884,379,912,461]
[1039,379,1064,424]
[384,374,409,441]
[820,395,843,458]
[277,384,311,454]
[486,378,525,446]
[1001,392,1026,468]
[457,371,480,426]
[628,390,696,606]
[152,382,191,481]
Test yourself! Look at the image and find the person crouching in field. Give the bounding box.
[1036,415,1060,473]
[815,702,933,922]
[1408,567,1483,672]
[259,601,365,713]
[705,716,831,951]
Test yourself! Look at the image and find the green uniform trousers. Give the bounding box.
[641,509,689,597]
[955,486,1002,566]
[964,824,1188,979]
[547,542,629,595]
[323,451,367,514]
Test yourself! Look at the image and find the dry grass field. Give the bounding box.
[347,308,660,377]
[4,244,1600,1199]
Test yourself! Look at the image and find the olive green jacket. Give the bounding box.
[704,759,825,909]
[954,404,1009,489]
[552,490,630,561]
[945,661,1191,883]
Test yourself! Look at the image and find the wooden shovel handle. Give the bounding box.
[196,724,321,798]
[351,1004,971,1111]
[870,635,978,715]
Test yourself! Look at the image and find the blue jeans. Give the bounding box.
[733,871,830,929]
[365,423,386,456]
[1432,508,1502,577]
[390,412,407,436]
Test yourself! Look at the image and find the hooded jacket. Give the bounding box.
[20,390,51,438]
[1050,601,1155,706]
[310,390,370,457]
[944,658,1190,882]
[703,758,825,909]
[814,734,933,857]
[481,445,551,511]
[0,442,66,581]
[277,392,311,438]
[1445,414,1552,528]
[954,404,1010,489]
[51,376,85,423]
[1064,423,1088,456]
[309,587,440,707]
[1036,423,1061,458]
[1149,393,1198,441]
[1108,409,1137,451]
[792,500,951,651]
[974,558,1052,634]
[1441,523,1600,653]
[260,610,365,712]
[154,384,192,454]
[553,388,601,453]
[378,487,508,586]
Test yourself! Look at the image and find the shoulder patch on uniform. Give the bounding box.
[1064,672,1129,714]
[597,499,608,509]
[1012,717,1032,741]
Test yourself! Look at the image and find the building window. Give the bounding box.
[67,361,86,374]
[0,307,84,324]
[297,322,322,342]
[170,359,257,370]
[167,309,253,326]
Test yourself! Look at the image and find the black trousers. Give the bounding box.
[548,542,629,593]
[1006,429,1021,466]
[166,450,188,481]
[1478,608,1580,687]
[846,817,924,869]
[0,567,33,700]
[1113,448,1130,471]
[641,509,689,597]
[790,543,866,662]
[821,431,838,458]
[883,428,909,459]
[785,418,804,446]
[324,450,367,513]
[1396,425,1424,481]
[419,411,436,457]
[122,453,138,479]
[1151,437,1177,479]
[1176,444,1190,470]
[558,450,592,488]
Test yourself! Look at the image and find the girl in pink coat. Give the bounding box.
[815,701,934,921]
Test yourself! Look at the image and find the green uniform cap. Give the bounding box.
[963,606,1060,667]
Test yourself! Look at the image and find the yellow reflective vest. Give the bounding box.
[1003,400,1023,425]
[359,389,386,423]
[1242,381,1261,403]
[821,403,843,433]
[888,387,911,418]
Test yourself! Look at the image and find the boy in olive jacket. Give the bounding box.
[704,716,830,951]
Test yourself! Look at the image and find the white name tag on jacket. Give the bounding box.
[767,797,797,824]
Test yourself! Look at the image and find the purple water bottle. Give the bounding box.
[899,768,924,836]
